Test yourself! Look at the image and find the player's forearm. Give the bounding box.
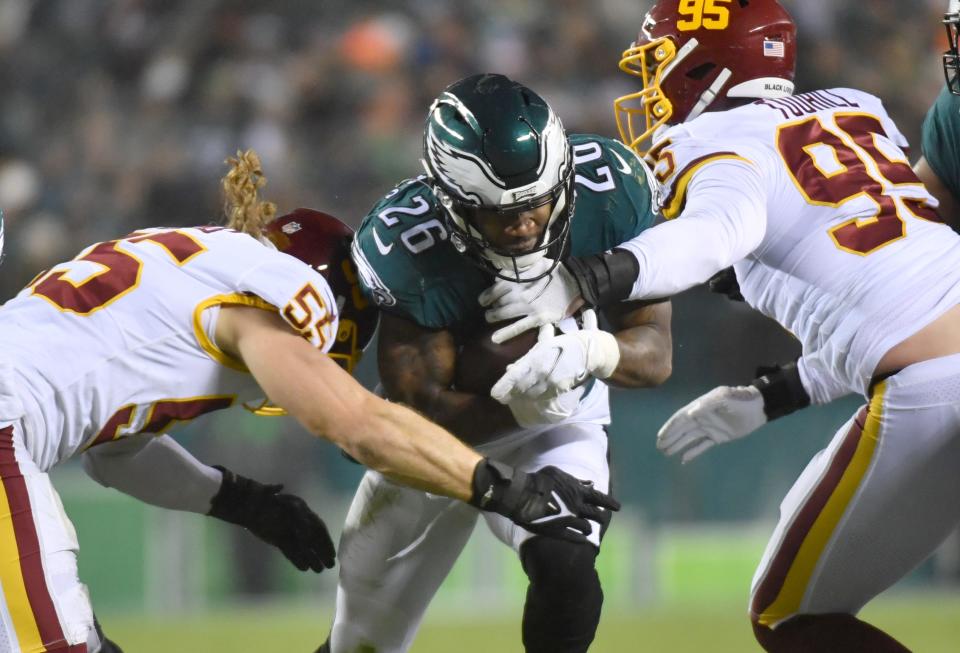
[336,395,482,501]
[82,434,223,513]
[607,324,673,388]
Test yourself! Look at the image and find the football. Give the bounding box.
[454,321,539,395]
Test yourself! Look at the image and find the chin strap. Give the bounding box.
[687,68,733,122]
[564,248,639,308]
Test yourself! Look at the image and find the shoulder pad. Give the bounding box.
[352,177,487,329]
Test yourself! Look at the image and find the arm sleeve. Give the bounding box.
[615,159,768,300]
[82,434,223,514]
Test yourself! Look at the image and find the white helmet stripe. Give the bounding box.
[426,124,508,204]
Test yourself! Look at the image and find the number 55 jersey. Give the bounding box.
[647,88,960,404]
[0,227,339,471]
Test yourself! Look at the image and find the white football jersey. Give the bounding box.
[0,226,339,470]
[649,88,960,403]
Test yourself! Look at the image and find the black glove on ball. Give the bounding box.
[208,466,335,573]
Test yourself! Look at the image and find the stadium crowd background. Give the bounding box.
[0,0,956,605]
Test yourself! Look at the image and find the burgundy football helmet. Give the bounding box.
[264,208,379,374]
[614,0,797,154]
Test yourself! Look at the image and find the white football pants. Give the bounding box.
[0,422,99,653]
[751,353,960,627]
[329,421,610,653]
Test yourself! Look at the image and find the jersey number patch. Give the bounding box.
[30,229,213,314]
[377,189,449,256]
[778,113,940,255]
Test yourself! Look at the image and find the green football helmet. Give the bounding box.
[422,74,574,281]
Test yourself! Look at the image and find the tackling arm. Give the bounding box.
[377,312,518,446]
[483,161,767,343]
[617,160,768,300]
[218,305,482,500]
[216,305,620,542]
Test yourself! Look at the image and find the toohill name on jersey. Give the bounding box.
[351,134,658,334]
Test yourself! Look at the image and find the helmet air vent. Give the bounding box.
[687,62,717,80]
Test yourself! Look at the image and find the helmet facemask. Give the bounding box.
[615,35,685,156]
[945,2,960,95]
[429,152,574,283]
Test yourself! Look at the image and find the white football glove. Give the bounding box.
[478,257,584,344]
[505,385,586,428]
[656,385,767,463]
[490,309,620,403]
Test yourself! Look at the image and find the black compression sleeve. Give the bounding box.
[563,248,639,308]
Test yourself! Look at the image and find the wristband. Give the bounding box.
[751,361,810,420]
[469,458,523,512]
[207,465,244,520]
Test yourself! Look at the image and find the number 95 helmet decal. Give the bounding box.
[615,0,796,155]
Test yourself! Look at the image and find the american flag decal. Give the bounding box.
[763,39,785,58]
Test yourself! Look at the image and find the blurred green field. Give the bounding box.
[100,592,960,652]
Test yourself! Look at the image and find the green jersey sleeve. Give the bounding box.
[921,85,960,202]
[567,134,659,256]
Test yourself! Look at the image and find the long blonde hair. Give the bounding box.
[221,149,276,239]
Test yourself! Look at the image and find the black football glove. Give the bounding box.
[208,466,335,573]
[469,459,620,543]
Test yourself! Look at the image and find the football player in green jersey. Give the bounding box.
[916,1,960,228]
[319,74,671,653]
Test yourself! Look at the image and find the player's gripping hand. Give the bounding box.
[469,459,619,543]
[491,309,620,403]
[657,385,767,463]
[479,257,584,343]
[208,466,335,573]
[505,385,585,427]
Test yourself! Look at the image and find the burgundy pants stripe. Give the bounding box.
[750,406,868,620]
[0,426,78,652]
